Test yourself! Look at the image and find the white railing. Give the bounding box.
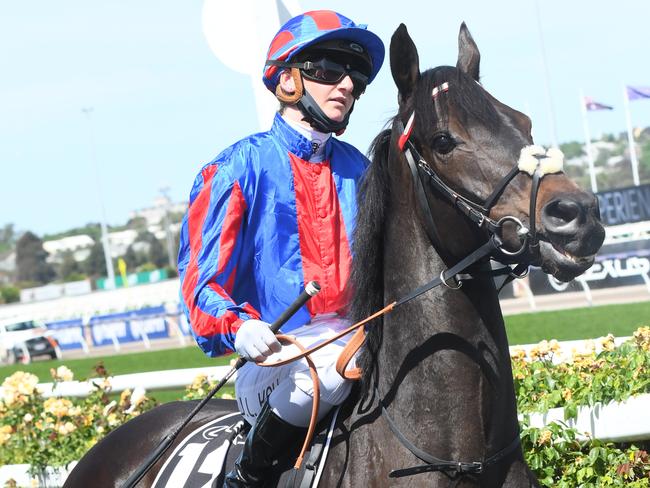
[34,365,235,398]
[526,393,650,443]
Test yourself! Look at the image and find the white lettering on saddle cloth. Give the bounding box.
[152,412,243,488]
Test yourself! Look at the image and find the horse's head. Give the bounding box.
[389,23,605,282]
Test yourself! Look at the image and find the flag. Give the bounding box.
[626,86,650,101]
[584,96,613,111]
[117,257,129,287]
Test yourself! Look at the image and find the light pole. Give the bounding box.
[533,0,559,148]
[82,107,116,289]
[159,186,176,269]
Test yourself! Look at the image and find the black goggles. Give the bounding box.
[267,59,369,98]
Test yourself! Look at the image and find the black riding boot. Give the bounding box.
[223,402,304,487]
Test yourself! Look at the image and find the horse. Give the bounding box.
[315,23,604,487]
[64,23,604,488]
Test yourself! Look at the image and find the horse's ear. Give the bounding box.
[456,22,480,81]
[390,24,420,101]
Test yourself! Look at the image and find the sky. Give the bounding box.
[1,0,649,237]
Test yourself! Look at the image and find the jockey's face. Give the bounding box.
[302,72,355,122]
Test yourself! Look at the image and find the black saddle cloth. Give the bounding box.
[151,399,339,488]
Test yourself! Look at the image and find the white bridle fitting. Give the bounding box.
[517,145,564,177]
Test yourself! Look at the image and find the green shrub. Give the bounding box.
[0,285,20,303]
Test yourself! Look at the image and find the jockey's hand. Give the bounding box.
[235,319,282,362]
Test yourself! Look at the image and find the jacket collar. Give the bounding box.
[271,113,332,161]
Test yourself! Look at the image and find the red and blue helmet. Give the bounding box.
[263,10,385,93]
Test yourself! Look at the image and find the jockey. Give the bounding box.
[177,10,384,487]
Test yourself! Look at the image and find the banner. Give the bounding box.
[501,238,650,298]
[46,318,85,350]
[596,184,650,226]
[88,306,170,346]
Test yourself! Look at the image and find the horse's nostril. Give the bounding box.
[542,199,582,230]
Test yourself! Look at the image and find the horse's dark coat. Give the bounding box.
[319,23,602,487]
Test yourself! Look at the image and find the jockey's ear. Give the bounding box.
[276,68,303,104]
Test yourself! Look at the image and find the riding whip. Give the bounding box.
[121,281,321,488]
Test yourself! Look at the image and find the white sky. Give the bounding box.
[1,0,649,235]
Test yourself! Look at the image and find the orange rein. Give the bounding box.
[255,301,396,469]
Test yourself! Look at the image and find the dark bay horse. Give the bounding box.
[64,24,604,488]
[317,23,604,487]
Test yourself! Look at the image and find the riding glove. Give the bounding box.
[235,319,282,362]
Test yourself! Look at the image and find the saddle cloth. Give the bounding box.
[151,407,340,488]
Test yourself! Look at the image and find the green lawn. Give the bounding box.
[0,346,233,383]
[504,300,650,345]
[1,301,648,403]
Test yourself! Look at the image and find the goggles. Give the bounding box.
[266,58,369,98]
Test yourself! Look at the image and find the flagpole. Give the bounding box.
[622,84,641,186]
[579,89,598,193]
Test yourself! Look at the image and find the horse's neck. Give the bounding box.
[374,197,519,453]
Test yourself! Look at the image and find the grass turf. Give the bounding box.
[1,300,648,403]
[505,300,650,344]
[0,346,233,383]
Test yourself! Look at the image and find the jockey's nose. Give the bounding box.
[338,74,354,94]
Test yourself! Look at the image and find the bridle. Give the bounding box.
[378,81,565,480]
[395,84,564,286]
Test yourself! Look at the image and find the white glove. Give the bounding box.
[234,319,282,362]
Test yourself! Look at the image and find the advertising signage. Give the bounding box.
[597,183,650,226]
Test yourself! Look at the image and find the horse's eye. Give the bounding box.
[431,133,457,155]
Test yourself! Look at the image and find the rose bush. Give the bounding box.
[0,364,156,473]
[513,326,650,486]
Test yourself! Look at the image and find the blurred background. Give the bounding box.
[0,0,649,361]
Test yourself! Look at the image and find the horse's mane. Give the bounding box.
[349,66,500,391]
[348,124,392,392]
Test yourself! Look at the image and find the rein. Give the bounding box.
[380,396,522,479]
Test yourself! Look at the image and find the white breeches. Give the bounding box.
[234,314,355,427]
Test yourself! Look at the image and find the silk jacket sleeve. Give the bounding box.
[178,157,261,357]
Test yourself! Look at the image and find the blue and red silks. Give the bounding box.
[178,114,368,357]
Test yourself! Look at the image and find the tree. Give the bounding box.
[58,250,84,281]
[148,237,167,268]
[136,231,168,269]
[15,231,56,284]
[559,141,584,160]
[125,216,147,232]
[43,223,102,242]
[0,223,15,254]
[122,245,141,271]
[84,241,108,278]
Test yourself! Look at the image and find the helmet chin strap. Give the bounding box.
[297,89,354,135]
